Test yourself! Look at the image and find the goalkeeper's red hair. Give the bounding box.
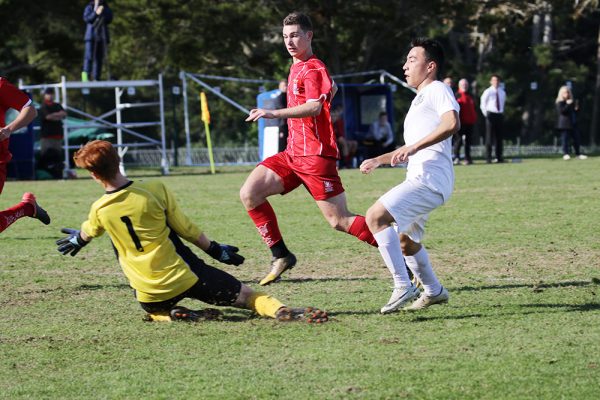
[74,140,120,181]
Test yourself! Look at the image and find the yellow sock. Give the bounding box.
[148,312,172,322]
[247,292,284,318]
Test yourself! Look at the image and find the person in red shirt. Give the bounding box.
[332,104,358,168]
[243,12,377,285]
[0,77,50,233]
[454,78,477,165]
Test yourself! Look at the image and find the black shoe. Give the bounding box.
[275,306,328,323]
[22,192,51,225]
[170,306,223,321]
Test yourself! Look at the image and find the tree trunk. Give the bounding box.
[590,24,600,147]
[531,5,552,142]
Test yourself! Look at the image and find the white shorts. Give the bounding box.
[379,178,445,243]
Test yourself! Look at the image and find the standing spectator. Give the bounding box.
[0,77,50,233]
[369,111,395,157]
[454,78,477,165]
[480,74,506,163]
[443,77,453,87]
[556,85,587,160]
[332,104,357,168]
[39,89,66,155]
[39,88,67,178]
[275,79,288,152]
[82,0,113,81]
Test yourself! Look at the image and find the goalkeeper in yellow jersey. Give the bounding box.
[56,140,327,323]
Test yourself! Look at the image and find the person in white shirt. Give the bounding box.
[480,75,506,163]
[360,38,460,314]
[369,111,395,156]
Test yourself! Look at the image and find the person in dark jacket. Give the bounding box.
[556,85,587,160]
[82,0,113,81]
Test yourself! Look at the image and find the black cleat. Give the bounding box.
[275,306,328,323]
[22,192,51,225]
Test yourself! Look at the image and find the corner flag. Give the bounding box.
[199,92,215,174]
[200,92,211,124]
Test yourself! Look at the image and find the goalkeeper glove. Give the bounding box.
[56,228,89,256]
[206,241,245,266]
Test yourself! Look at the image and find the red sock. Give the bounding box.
[0,201,34,234]
[347,215,378,247]
[247,202,283,247]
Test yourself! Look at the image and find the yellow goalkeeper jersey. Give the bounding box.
[81,180,201,303]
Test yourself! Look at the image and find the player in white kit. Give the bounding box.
[360,38,460,314]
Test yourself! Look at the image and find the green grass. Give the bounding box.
[1,157,599,399]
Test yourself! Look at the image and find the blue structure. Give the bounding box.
[7,122,35,180]
[332,83,394,143]
[256,83,394,161]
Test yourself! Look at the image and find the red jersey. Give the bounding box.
[456,89,477,126]
[0,77,32,164]
[286,56,339,158]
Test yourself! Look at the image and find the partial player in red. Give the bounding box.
[0,77,50,233]
[242,12,377,285]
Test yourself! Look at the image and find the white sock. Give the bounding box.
[404,246,442,296]
[373,227,411,288]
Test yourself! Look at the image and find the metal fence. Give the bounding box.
[124,144,594,168]
[125,147,260,167]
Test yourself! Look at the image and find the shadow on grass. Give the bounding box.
[408,302,600,323]
[8,236,61,240]
[452,280,594,292]
[522,302,600,312]
[76,283,130,291]
[240,277,380,285]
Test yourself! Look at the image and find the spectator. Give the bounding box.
[453,78,476,165]
[480,74,506,163]
[275,80,288,152]
[332,104,357,168]
[39,89,66,155]
[369,111,395,157]
[556,85,587,160]
[443,76,453,88]
[39,88,66,178]
[82,0,113,81]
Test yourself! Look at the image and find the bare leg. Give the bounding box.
[240,165,284,210]
[316,192,377,246]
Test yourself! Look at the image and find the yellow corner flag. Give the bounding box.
[200,92,215,174]
[200,92,211,124]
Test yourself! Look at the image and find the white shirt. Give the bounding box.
[403,80,459,201]
[480,85,506,115]
[369,120,394,147]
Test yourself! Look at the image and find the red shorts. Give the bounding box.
[260,152,344,201]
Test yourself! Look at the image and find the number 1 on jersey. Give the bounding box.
[120,216,144,252]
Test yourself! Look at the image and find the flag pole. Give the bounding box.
[200,92,216,174]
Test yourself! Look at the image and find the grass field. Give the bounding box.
[1,157,599,399]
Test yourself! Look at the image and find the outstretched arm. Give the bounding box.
[56,228,92,256]
[0,106,37,142]
[360,110,460,173]
[193,233,245,266]
[246,101,322,122]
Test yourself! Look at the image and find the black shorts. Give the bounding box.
[138,235,242,313]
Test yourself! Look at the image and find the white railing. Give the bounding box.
[124,144,594,168]
[126,147,260,167]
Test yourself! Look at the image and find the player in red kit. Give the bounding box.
[242,12,377,285]
[0,77,50,233]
